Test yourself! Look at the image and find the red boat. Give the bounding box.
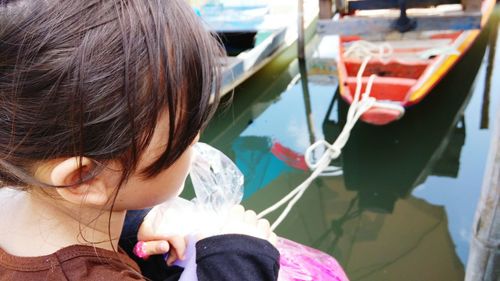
[337,0,496,125]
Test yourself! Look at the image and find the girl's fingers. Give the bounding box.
[137,217,157,241]
[165,236,187,265]
[167,235,187,261]
[166,250,178,266]
[269,232,278,246]
[257,218,271,237]
[244,210,257,224]
[133,240,169,259]
[229,205,245,219]
[133,235,186,266]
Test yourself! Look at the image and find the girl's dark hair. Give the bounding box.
[0,0,223,188]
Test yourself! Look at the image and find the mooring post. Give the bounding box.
[319,0,333,19]
[462,0,482,12]
[465,107,500,281]
[298,0,306,59]
[394,0,417,32]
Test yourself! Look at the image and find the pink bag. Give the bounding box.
[277,238,349,281]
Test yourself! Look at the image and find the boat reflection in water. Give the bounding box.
[198,13,491,280]
[321,27,487,279]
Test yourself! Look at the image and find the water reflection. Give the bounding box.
[299,58,318,145]
[320,22,489,279]
[339,37,482,212]
[480,8,499,129]
[198,6,497,281]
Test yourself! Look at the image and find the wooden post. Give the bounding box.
[319,0,333,19]
[298,0,306,59]
[465,109,500,280]
[335,0,347,14]
[462,0,481,12]
[317,13,482,35]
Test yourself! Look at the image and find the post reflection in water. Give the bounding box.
[481,8,499,129]
[299,57,317,146]
[196,7,499,281]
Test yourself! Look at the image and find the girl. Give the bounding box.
[0,0,279,280]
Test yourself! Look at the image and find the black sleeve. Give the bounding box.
[196,234,280,281]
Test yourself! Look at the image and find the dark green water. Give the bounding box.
[198,6,500,281]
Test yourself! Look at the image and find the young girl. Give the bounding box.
[0,0,279,280]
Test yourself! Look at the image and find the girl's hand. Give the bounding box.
[135,222,187,265]
[134,204,276,264]
[200,205,277,245]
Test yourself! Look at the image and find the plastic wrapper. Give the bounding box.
[143,142,349,281]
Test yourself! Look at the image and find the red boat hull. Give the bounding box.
[337,0,496,125]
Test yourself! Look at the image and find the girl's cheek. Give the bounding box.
[175,182,186,197]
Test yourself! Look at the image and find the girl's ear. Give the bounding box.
[50,157,110,206]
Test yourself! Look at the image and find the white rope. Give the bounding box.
[344,41,394,64]
[418,45,460,60]
[258,40,411,230]
[346,39,460,62]
[256,39,452,228]
[259,53,380,230]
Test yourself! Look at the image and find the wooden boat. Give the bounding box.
[191,0,318,96]
[335,0,496,125]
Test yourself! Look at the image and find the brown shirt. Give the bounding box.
[0,245,145,281]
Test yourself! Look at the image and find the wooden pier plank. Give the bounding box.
[319,0,333,19]
[348,0,459,10]
[317,0,484,28]
[462,0,482,12]
[317,12,482,35]
[220,27,287,95]
[465,104,500,281]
